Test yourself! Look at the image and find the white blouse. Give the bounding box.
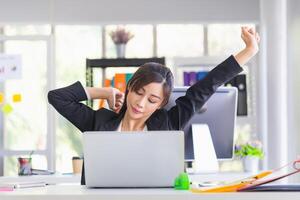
[116,120,148,132]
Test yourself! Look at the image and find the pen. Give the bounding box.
[14,182,47,189]
[0,187,14,192]
[62,172,74,175]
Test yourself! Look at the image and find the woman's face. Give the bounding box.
[126,82,164,120]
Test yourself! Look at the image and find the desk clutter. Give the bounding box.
[0,181,47,191]
[1,170,300,193]
[2,147,299,193]
[0,173,81,192]
[190,158,300,193]
[1,136,300,193]
[16,153,82,176]
[0,154,83,192]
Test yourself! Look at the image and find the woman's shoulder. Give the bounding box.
[148,109,169,121]
[94,107,119,121]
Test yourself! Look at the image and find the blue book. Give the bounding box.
[183,72,190,86]
[189,72,197,86]
[125,73,133,84]
[197,71,209,81]
[111,77,115,87]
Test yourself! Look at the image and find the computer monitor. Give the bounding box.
[164,86,237,161]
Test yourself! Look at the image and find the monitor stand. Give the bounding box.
[190,124,219,174]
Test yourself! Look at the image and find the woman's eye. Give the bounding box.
[136,91,143,95]
[149,99,157,104]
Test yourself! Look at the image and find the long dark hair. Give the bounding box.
[118,62,174,115]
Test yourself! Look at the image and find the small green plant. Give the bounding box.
[235,142,264,159]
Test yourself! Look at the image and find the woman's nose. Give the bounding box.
[137,97,147,108]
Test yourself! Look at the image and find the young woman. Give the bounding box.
[48,27,260,184]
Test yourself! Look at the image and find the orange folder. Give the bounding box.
[114,73,126,93]
[191,158,300,193]
[191,170,273,193]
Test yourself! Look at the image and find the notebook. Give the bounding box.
[240,184,300,192]
[191,158,300,193]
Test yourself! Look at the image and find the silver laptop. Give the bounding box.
[82,131,184,188]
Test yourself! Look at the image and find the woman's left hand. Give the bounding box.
[241,26,260,54]
[234,27,260,66]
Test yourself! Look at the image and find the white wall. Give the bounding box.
[260,0,289,172]
[0,0,260,24]
[287,0,300,182]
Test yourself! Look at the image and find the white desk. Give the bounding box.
[0,174,81,185]
[0,185,299,200]
[1,173,298,200]
[0,172,252,185]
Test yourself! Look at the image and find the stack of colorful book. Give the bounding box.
[99,73,133,109]
[183,71,209,86]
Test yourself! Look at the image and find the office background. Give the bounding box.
[0,0,299,182]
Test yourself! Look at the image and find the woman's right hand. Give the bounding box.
[241,26,260,55]
[234,26,260,66]
[106,87,125,113]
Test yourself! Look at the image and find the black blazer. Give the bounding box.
[48,55,243,184]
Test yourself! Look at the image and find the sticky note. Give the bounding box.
[0,93,3,104]
[2,103,13,114]
[12,94,22,103]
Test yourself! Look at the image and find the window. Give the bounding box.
[4,41,48,150]
[157,24,204,57]
[1,25,51,176]
[55,25,102,172]
[207,24,255,56]
[4,25,51,36]
[105,25,153,58]
[206,24,257,172]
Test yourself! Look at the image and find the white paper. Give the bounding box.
[0,54,22,81]
[192,124,219,173]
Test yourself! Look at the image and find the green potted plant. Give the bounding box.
[235,140,264,172]
[109,26,134,58]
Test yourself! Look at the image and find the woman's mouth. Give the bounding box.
[131,105,142,114]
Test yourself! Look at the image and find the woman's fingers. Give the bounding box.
[255,32,260,43]
[115,100,124,106]
[116,91,124,97]
[111,89,116,109]
[248,27,255,35]
[241,26,259,42]
[115,96,124,105]
[241,27,249,40]
[243,28,252,37]
[114,106,122,113]
[116,92,124,100]
[115,96,124,109]
[109,88,125,112]
[240,26,260,53]
[241,31,246,40]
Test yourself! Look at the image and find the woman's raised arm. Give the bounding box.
[234,27,260,66]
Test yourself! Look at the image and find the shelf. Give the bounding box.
[86,57,165,68]
[85,57,166,107]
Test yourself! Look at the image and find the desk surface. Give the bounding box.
[0,185,299,200]
[0,172,253,184]
[0,174,80,185]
